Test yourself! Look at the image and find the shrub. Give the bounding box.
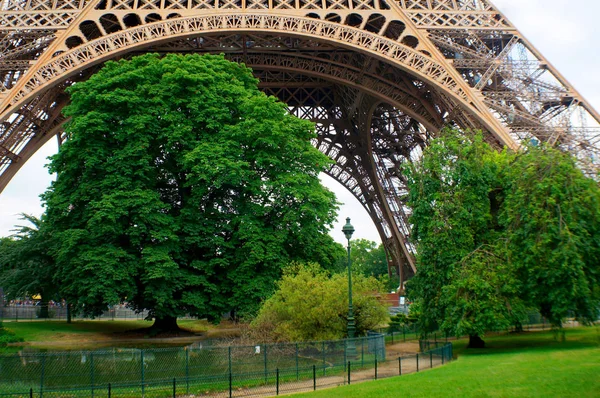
[251,263,388,342]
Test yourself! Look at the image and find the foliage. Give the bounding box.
[347,239,397,291]
[501,146,600,326]
[0,215,57,318]
[251,263,388,341]
[405,129,600,344]
[0,322,23,347]
[41,53,339,327]
[404,130,523,343]
[349,239,387,277]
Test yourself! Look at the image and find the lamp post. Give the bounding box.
[342,217,357,357]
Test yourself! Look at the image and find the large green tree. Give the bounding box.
[42,53,339,330]
[405,130,600,347]
[501,146,600,326]
[405,131,522,347]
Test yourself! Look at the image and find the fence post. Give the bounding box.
[108,383,111,398]
[173,378,176,398]
[295,343,299,381]
[442,347,444,365]
[361,338,364,367]
[398,357,402,375]
[90,352,95,398]
[374,358,378,380]
[403,326,406,342]
[40,353,46,398]
[141,350,145,397]
[185,348,190,394]
[347,361,351,385]
[430,351,433,368]
[228,346,232,377]
[343,339,347,372]
[416,353,419,372]
[313,365,316,391]
[322,341,326,376]
[229,368,232,398]
[264,344,268,383]
[276,368,279,396]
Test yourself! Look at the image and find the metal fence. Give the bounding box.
[0,333,396,397]
[0,306,199,323]
[374,311,560,345]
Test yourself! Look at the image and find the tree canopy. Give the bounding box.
[405,130,600,347]
[42,53,340,330]
[0,215,57,318]
[250,263,388,341]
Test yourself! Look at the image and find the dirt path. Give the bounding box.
[189,342,429,398]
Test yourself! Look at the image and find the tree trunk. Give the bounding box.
[151,315,179,333]
[38,295,49,319]
[468,335,485,348]
[66,302,72,324]
[513,321,523,333]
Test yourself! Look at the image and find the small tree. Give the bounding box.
[251,263,388,342]
[0,215,57,318]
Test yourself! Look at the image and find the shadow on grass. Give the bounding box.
[452,326,600,358]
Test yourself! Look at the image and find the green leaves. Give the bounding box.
[501,146,600,325]
[42,53,340,324]
[406,130,600,338]
[251,263,388,341]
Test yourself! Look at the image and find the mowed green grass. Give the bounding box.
[294,327,600,398]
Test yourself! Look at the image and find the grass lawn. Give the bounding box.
[293,327,600,398]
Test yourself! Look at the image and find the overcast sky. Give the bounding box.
[1,0,599,244]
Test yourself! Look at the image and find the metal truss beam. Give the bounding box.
[1,0,599,279]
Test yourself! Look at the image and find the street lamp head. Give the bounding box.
[342,217,355,240]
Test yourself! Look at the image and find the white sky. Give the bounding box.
[1,0,599,245]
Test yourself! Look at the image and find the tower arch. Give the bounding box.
[2,0,600,283]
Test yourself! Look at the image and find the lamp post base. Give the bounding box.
[346,340,358,358]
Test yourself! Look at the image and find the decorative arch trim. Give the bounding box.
[3,13,485,131]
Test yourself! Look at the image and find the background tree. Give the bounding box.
[348,239,397,291]
[404,131,524,348]
[501,145,600,327]
[0,215,57,318]
[42,53,339,331]
[350,239,387,277]
[250,263,388,341]
[405,130,600,347]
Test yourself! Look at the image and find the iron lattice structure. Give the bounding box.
[1,0,600,283]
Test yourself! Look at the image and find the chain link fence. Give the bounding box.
[0,333,408,397]
[0,306,199,322]
[373,311,563,345]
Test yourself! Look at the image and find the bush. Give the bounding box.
[0,322,23,347]
[251,263,388,342]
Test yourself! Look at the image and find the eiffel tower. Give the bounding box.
[1,0,599,284]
